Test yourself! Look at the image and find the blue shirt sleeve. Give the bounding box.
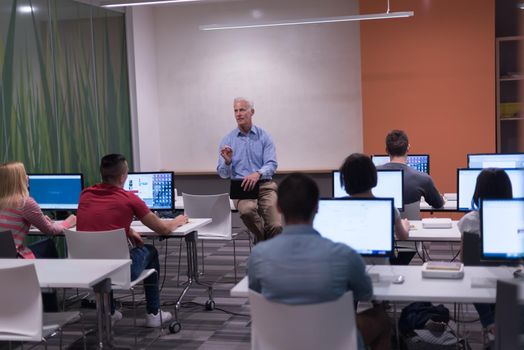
[217,134,232,179]
[258,132,277,177]
[345,248,373,301]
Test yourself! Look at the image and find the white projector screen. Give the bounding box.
[129,0,363,172]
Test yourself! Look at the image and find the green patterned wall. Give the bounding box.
[0,0,132,186]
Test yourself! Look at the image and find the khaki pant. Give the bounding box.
[237,181,282,243]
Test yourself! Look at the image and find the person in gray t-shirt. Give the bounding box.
[377,130,444,209]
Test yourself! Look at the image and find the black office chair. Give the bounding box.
[462,232,498,266]
[0,231,17,258]
[494,280,523,350]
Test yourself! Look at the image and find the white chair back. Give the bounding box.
[64,228,131,288]
[401,201,421,220]
[182,193,232,239]
[248,290,358,350]
[0,262,43,342]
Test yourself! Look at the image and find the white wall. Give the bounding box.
[127,6,162,170]
[130,0,363,172]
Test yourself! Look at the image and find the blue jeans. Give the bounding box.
[474,303,495,328]
[111,244,161,315]
[130,244,161,314]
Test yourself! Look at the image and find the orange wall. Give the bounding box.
[360,0,495,193]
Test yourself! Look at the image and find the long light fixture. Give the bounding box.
[200,0,413,31]
[101,0,201,8]
[200,11,413,31]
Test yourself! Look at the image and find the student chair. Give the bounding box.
[181,193,244,282]
[0,262,84,350]
[64,229,159,338]
[0,230,17,258]
[461,232,499,266]
[248,290,358,350]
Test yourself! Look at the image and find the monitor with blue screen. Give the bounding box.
[372,154,430,174]
[28,174,84,210]
[124,172,174,210]
[332,170,404,210]
[481,198,524,260]
[468,153,524,169]
[313,198,394,257]
[457,168,524,211]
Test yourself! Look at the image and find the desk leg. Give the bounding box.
[93,278,113,349]
[170,231,214,334]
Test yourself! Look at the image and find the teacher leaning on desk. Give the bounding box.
[217,97,282,243]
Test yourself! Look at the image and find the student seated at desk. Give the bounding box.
[377,130,444,211]
[77,154,188,327]
[457,168,512,340]
[248,173,391,350]
[339,153,411,265]
[0,161,76,259]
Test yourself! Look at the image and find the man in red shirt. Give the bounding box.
[77,154,187,327]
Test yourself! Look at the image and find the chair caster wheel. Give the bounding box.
[205,300,215,311]
[169,321,181,333]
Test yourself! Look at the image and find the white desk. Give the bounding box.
[132,218,213,333]
[405,220,461,242]
[230,265,524,303]
[131,218,212,237]
[0,259,131,348]
[420,199,458,212]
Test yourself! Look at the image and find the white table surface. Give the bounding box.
[420,199,457,211]
[131,218,212,237]
[405,220,461,242]
[231,265,524,303]
[0,259,131,289]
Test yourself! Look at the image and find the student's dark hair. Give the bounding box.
[386,129,409,157]
[100,154,128,183]
[471,168,513,209]
[339,153,377,195]
[277,173,319,222]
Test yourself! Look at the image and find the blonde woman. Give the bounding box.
[0,161,76,258]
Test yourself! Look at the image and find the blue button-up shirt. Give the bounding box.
[248,224,373,350]
[217,125,277,180]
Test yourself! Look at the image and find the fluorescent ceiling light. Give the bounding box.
[18,5,35,13]
[519,2,524,9]
[102,0,201,8]
[200,11,414,31]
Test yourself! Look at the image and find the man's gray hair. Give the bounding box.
[234,97,254,110]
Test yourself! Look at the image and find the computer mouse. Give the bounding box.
[392,275,405,284]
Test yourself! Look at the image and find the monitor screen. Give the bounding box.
[332,170,404,209]
[468,153,524,169]
[457,168,524,211]
[28,174,84,210]
[481,198,524,260]
[124,172,174,210]
[372,154,430,174]
[313,198,394,256]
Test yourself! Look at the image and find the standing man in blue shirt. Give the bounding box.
[217,97,282,242]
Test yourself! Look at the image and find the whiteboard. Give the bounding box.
[133,0,363,172]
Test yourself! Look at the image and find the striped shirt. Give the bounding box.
[0,197,70,258]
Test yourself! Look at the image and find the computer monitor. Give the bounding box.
[457,168,524,211]
[481,198,524,260]
[313,198,394,257]
[28,174,84,210]
[372,154,430,174]
[124,172,174,211]
[468,153,524,169]
[332,170,404,209]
